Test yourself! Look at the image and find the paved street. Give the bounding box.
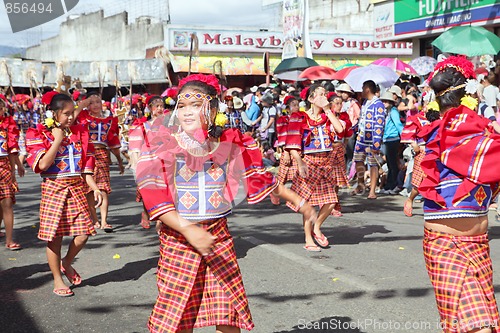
[2,166,500,333]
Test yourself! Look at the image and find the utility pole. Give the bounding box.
[166,0,171,23]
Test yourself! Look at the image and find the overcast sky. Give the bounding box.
[0,0,280,47]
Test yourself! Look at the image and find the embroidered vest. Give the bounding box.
[174,156,232,220]
[42,138,85,178]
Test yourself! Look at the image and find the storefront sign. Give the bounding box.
[374,0,500,40]
[166,26,412,56]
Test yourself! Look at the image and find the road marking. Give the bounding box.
[241,236,376,291]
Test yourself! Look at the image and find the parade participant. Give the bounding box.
[76,92,124,232]
[0,94,24,250]
[400,101,435,217]
[420,56,500,333]
[270,95,299,206]
[286,83,345,251]
[337,83,360,171]
[26,92,103,297]
[136,74,316,333]
[328,93,352,216]
[129,95,166,230]
[13,95,32,165]
[380,91,404,194]
[351,80,386,200]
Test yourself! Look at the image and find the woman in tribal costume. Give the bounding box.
[136,74,316,333]
[286,84,345,252]
[26,92,103,297]
[419,56,500,333]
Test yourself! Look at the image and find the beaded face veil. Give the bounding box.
[168,74,220,128]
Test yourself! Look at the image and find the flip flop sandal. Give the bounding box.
[102,225,114,233]
[6,242,21,251]
[313,232,329,247]
[94,222,101,229]
[61,262,82,286]
[404,200,413,217]
[53,288,74,297]
[303,245,321,252]
[140,213,151,229]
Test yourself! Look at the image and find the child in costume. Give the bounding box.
[328,93,352,217]
[270,95,300,205]
[0,94,24,250]
[400,101,436,217]
[26,92,103,297]
[419,56,500,333]
[136,74,316,333]
[286,84,345,251]
[76,92,123,232]
[129,95,166,230]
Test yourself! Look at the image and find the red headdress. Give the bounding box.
[428,55,476,82]
[178,74,221,95]
[327,91,337,101]
[299,86,310,101]
[283,95,296,106]
[145,95,161,106]
[42,91,59,106]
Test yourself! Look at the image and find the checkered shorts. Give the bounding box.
[0,157,16,203]
[353,141,378,167]
[85,148,111,194]
[411,150,425,188]
[148,217,254,332]
[287,152,338,210]
[276,155,297,184]
[38,177,96,241]
[423,228,499,333]
[332,144,348,188]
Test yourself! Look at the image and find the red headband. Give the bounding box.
[178,74,221,95]
[429,55,476,82]
[283,95,296,105]
[42,91,59,106]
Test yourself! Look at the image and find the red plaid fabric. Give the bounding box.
[148,217,253,332]
[332,144,348,188]
[411,150,425,188]
[38,177,96,241]
[423,228,499,333]
[86,148,111,194]
[276,155,297,184]
[0,157,16,203]
[287,151,338,210]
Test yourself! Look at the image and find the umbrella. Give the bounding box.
[225,87,243,95]
[273,57,319,74]
[344,65,400,92]
[431,25,500,57]
[298,66,337,81]
[371,58,418,75]
[274,70,308,82]
[335,63,359,70]
[331,65,361,80]
[408,56,437,76]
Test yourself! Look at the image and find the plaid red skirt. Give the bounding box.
[411,150,425,188]
[0,157,16,203]
[86,148,111,194]
[276,154,298,184]
[148,217,253,332]
[332,144,348,188]
[287,151,338,211]
[423,228,499,333]
[39,177,96,241]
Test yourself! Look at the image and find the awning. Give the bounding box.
[169,53,409,76]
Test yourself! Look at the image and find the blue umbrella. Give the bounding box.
[409,56,437,76]
[344,65,399,92]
